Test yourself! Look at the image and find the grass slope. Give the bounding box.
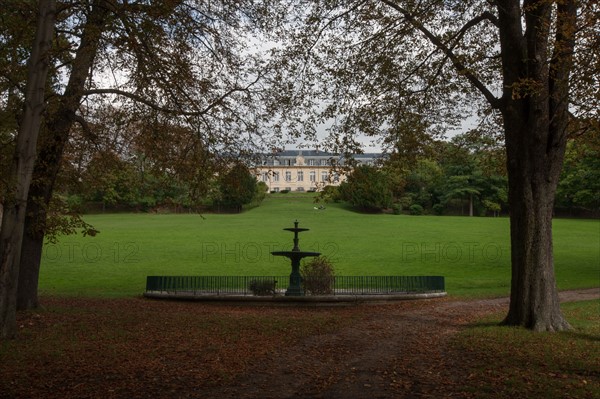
[39,194,600,297]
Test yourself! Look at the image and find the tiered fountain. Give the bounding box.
[271,220,321,296]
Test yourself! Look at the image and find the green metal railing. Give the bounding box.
[145,275,445,296]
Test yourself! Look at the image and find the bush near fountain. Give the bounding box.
[301,256,335,295]
[248,278,278,296]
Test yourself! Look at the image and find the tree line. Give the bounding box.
[47,119,599,218]
[49,104,266,214]
[334,129,599,217]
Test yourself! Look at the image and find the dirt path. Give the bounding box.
[201,288,600,399]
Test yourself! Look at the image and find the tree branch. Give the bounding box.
[380,0,501,109]
[446,11,499,49]
[548,1,577,153]
[83,74,263,117]
[306,0,369,55]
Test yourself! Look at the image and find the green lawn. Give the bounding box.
[39,194,600,297]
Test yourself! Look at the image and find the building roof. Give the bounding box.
[262,149,382,159]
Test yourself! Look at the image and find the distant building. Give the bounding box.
[254,149,381,192]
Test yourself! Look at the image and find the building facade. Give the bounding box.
[255,150,380,192]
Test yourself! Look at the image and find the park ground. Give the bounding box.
[1,288,598,399]
[5,196,600,397]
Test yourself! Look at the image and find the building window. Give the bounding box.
[297,171,304,181]
[320,159,328,166]
[321,171,328,182]
[309,171,316,182]
[308,159,315,166]
[262,172,269,182]
[285,171,292,181]
[333,173,340,182]
[273,160,280,166]
[273,172,279,182]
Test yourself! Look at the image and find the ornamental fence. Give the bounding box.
[145,275,445,296]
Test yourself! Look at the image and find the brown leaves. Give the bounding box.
[509,78,545,100]
[1,297,359,398]
[2,294,598,398]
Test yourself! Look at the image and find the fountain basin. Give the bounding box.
[283,227,309,233]
[271,251,321,258]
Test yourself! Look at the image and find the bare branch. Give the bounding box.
[380,0,501,109]
[83,74,263,117]
[306,0,369,55]
[71,113,95,142]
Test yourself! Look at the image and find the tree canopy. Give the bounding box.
[215,162,259,212]
[339,164,393,212]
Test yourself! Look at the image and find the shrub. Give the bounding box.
[316,185,342,203]
[339,165,393,212]
[398,195,413,210]
[392,203,402,215]
[253,181,268,203]
[280,189,290,194]
[66,194,84,212]
[215,163,257,212]
[248,278,278,296]
[301,256,335,295]
[432,203,444,215]
[409,204,424,215]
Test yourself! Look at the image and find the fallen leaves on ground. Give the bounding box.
[1,292,598,398]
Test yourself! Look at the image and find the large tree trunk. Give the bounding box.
[16,0,109,311]
[15,236,44,310]
[16,106,77,310]
[0,0,56,338]
[496,0,576,332]
[503,122,570,331]
[16,184,49,310]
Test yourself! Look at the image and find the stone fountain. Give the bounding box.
[271,220,321,296]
